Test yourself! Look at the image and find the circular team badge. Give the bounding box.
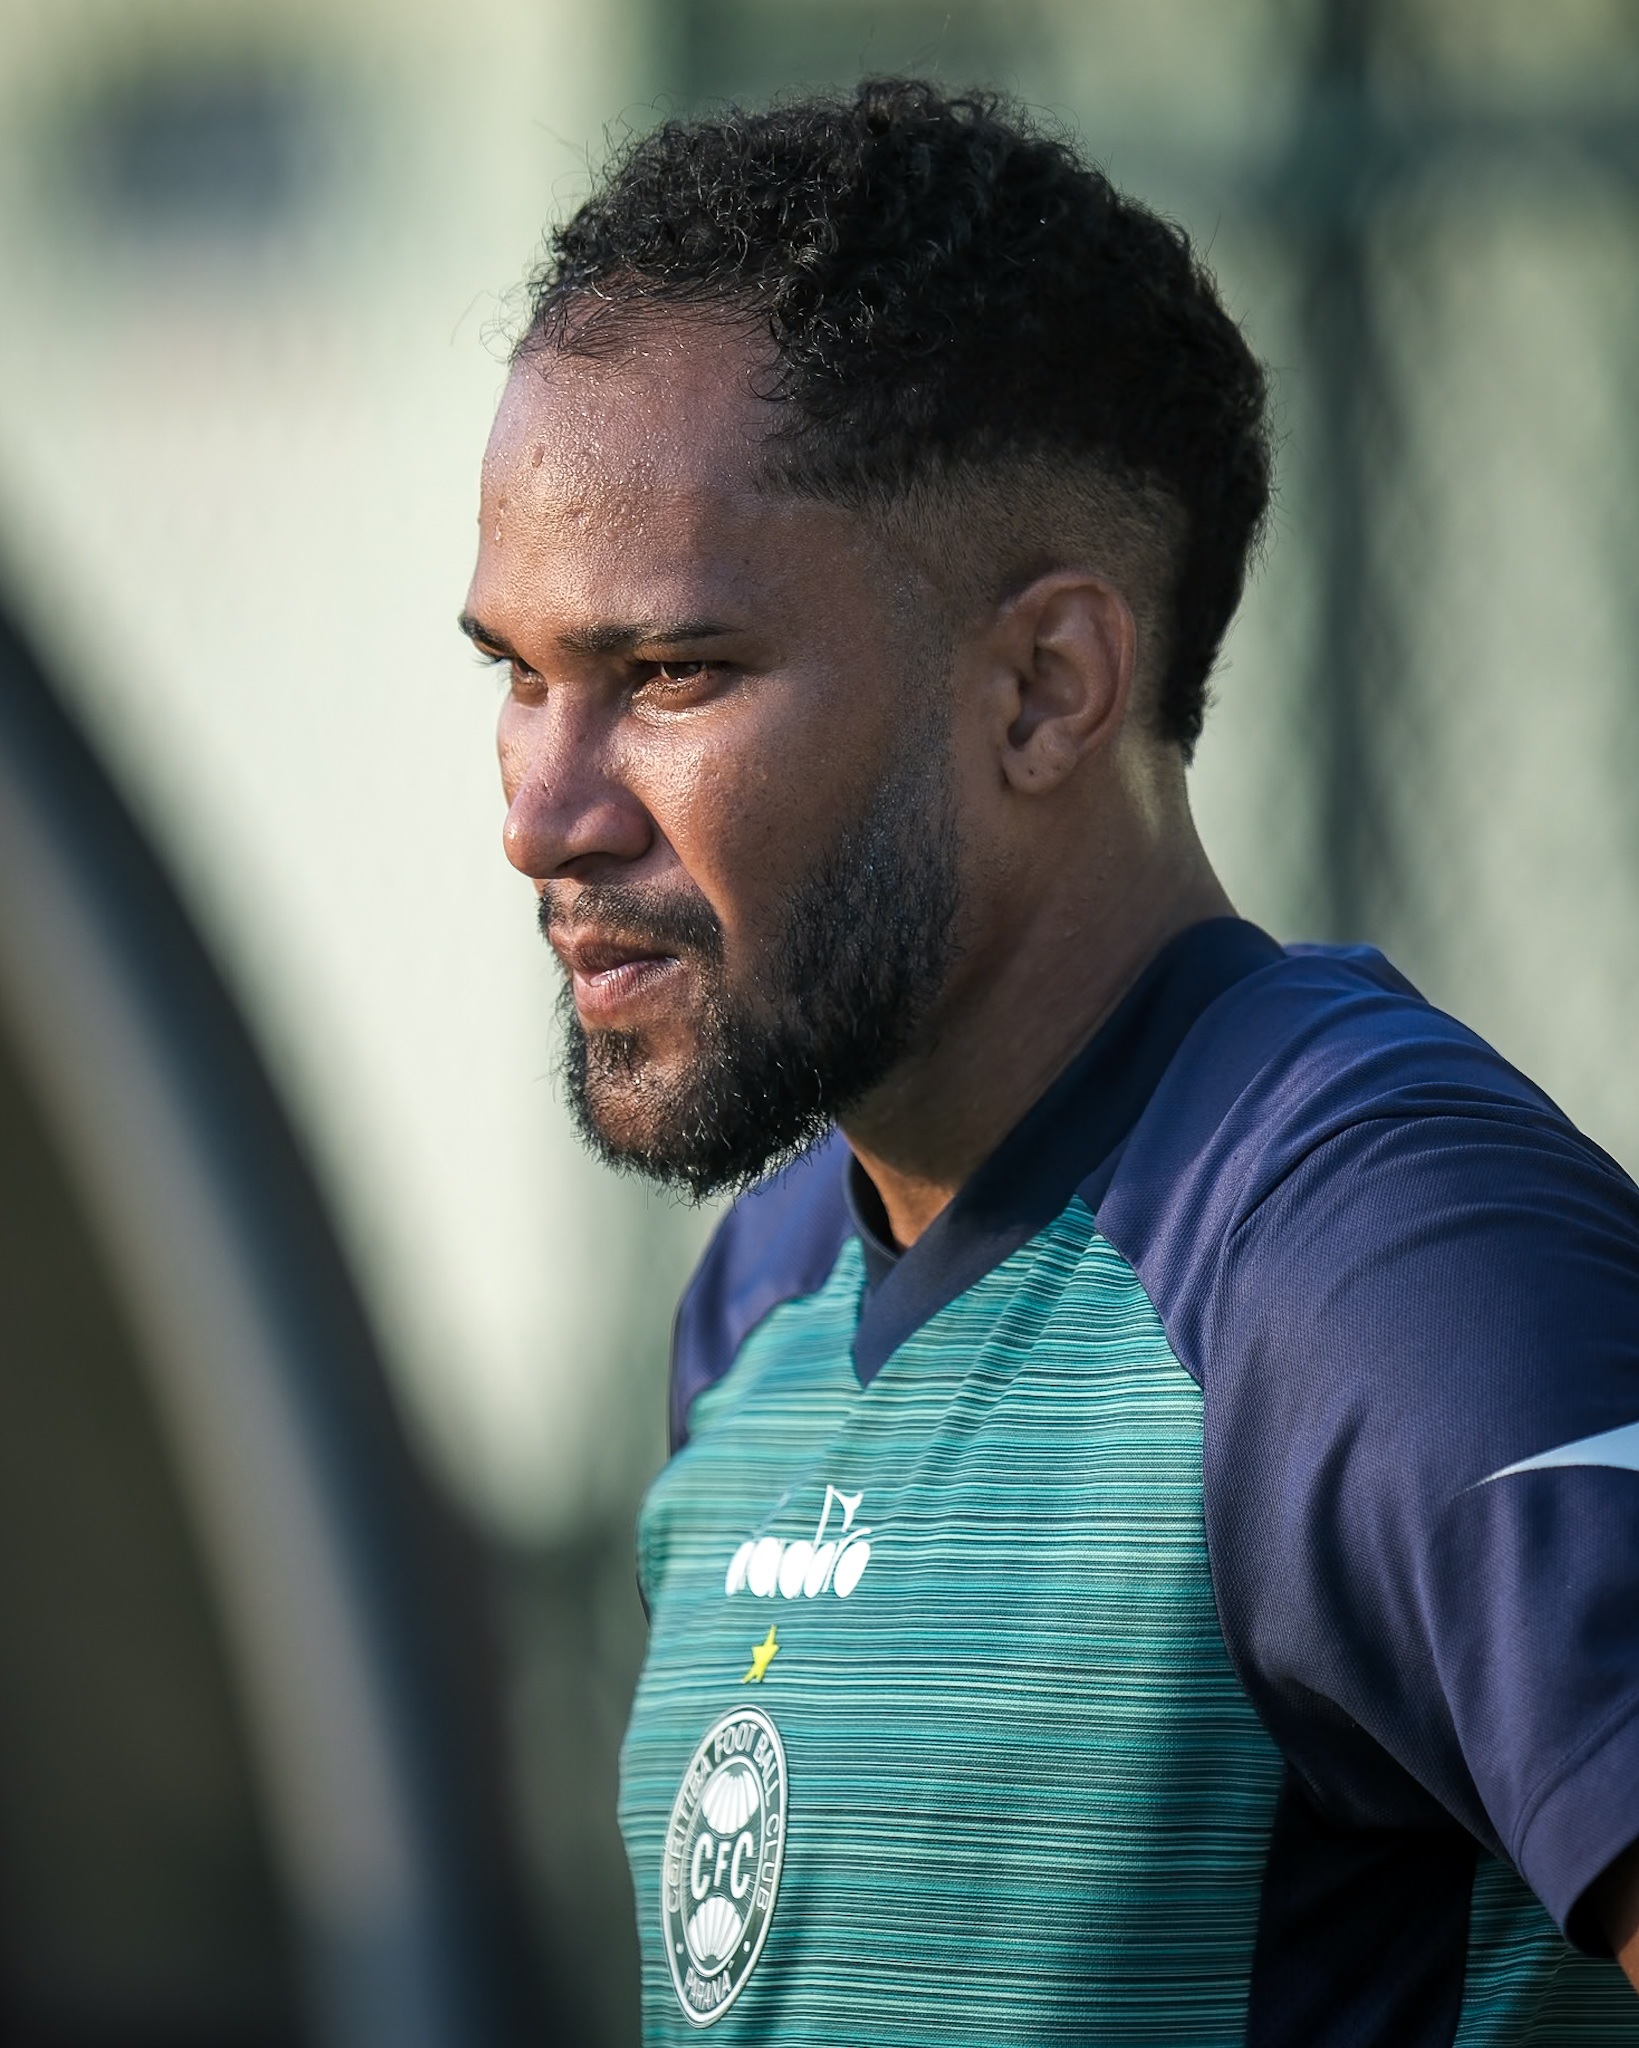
[662,1706,788,2026]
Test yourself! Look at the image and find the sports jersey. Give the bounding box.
[620,917,1639,2044]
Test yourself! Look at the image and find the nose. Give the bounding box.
[498,693,653,881]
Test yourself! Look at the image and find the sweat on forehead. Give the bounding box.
[477,330,915,635]
[468,330,930,674]
[490,318,777,493]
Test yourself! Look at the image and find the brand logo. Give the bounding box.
[724,1483,874,1602]
[1484,1416,1639,1482]
[662,1706,788,2026]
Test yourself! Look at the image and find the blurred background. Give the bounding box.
[0,0,1635,2041]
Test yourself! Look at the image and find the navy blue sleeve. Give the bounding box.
[668,1130,853,1453]
[1215,1107,1639,1941]
[1103,951,1639,1946]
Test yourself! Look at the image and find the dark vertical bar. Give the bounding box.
[1297,0,1386,942]
[667,0,717,109]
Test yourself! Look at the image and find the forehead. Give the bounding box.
[478,324,780,576]
[469,318,905,647]
[488,317,770,488]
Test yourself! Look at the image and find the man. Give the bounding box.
[462,78,1639,2043]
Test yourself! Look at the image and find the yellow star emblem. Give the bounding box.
[743,1625,779,1683]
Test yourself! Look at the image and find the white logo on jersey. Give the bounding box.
[724,1483,874,1601]
[662,1706,787,2026]
[1483,1416,1639,1482]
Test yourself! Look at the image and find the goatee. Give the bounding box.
[550,741,961,1198]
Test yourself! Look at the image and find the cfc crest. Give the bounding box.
[662,1706,788,2025]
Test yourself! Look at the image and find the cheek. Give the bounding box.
[616,706,857,929]
[624,734,786,899]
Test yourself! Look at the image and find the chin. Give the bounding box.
[575,1038,698,1145]
[582,1085,674,1157]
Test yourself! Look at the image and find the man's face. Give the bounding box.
[463,320,965,1193]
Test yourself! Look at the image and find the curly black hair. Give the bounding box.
[521,78,1272,754]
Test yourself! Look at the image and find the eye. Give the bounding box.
[637,658,718,704]
[475,648,543,699]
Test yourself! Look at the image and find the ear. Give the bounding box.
[985,571,1138,795]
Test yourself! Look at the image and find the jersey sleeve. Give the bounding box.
[1204,1098,1639,1947]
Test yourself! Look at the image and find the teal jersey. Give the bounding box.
[625,1212,1286,2039]
[620,924,1639,2043]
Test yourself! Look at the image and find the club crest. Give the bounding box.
[662,1706,788,2025]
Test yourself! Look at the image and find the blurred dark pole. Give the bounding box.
[1293,0,1392,943]
[0,606,551,2048]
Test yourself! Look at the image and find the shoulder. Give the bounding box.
[1100,936,1639,1537]
[668,1129,855,1452]
[1096,940,1631,1346]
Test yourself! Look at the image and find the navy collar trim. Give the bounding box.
[844,916,1285,1383]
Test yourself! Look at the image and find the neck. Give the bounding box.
[841,806,1232,1247]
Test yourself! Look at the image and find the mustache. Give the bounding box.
[538,880,725,963]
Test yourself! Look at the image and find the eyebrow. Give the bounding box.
[458,612,739,659]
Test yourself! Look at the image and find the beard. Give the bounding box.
[547,732,962,1199]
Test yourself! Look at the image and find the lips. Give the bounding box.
[550,928,687,1025]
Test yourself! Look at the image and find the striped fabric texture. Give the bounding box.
[620,1201,1634,2043]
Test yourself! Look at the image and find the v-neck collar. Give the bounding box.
[843,917,1284,1383]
